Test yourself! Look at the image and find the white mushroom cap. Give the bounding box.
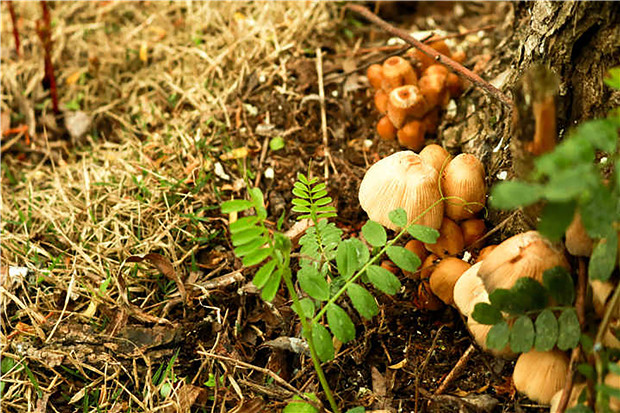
[441,153,486,221]
[359,151,444,231]
[513,349,569,405]
[478,231,570,293]
[549,383,587,413]
[453,261,487,317]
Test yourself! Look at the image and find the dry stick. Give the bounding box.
[345,4,513,109]
[315,48,335,179]
[434,343,476,396]
[414,325,445,413]
[36,1,59,114]
[7,1,20,57]
[555,258,587,413]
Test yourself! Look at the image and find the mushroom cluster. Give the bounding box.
[367,37,465,151]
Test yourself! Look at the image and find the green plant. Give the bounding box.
[221,173,442,413]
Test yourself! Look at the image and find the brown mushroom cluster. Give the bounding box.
[367,37,465,151]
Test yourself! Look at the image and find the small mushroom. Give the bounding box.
[374,89,389,114]
[359,151,444,231]
[428,257,471,305]
[387,85,428,128]
[418,70,447,109]
[416,279,444,311]
[453,261,487,317]
[513,349,569,405]
[441,153,486,221]
[460,219,486,247]
[475,244,497,263]
[377,116,397,141]
[366,63,384,90]
[478,231,570,293]
[418,253,440,280]
[549,383,587,413]
[381,260,399,275]
[565,212,594,257]
[419,144,451,172]
[424,217,464,257]
[405,239,428,263]
[382,56,417,91]
[421,107,440,135]
[397,120,426,151]
[590,279,615,318]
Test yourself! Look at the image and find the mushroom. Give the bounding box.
[374,89,389,114]
[441,153,486,221]
[359,151,444,231]
[382,56,417,91]
[377,116,397,141]
[453,261,487,317]
[513,349,569,405]
[428,257,471,305]
[418,66,448,108]
[397,120,426,151]
[366,63,384,90]
[416,279,444,311]
[549,383,587,412]
[477,231,570,293]
[421,107,440,135]
[418,253,440,279]
[565,212,594,257]
[467,317,514,358]
[408,35,451,71]
[475,244,497,263]
[387,85,428,128]
[460,219,486,247]
[424,217,464,257]
[405,239,428,263]
[419,144,451,173]
[590,279,615,318]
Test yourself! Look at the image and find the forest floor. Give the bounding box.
[1,2,546,412]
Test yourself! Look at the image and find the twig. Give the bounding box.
[434,344,476,396]
[7,1,20,57]
[555,258,587,413]
[345,4,513,108]
[315,48,335,179]
[415,325,445,412]
[36,1,59,114]
[253,136,270,187]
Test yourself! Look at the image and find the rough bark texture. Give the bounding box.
[442,1,620,236]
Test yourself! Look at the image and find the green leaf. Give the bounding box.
[292,187,309,199]
[557,308,581,350]
[234,237,268,256]
[297,173,309,185]
[608,362,620,376]
[242,248,272,266]
[510,315,535,353]
[347,283,379,320]
[362,221,387,247]
[229,216,259,234]
[336,239,369,279]
[511,277,548,311]
[252,260,276,288]
[534,309,559,351]
[386,246,420,273]
[283,394,319,413]
[489,289,526,315]
[542,267,575,306]
[366,265,402,295]
[534,137,595,178]
[260,269,282,301]
[589,230,618,281]
[345,408,366,413]
[326,304,356,343]
[298,266,329,301]
[298,298,315,319]
[221,199,253,213]
[566,405,593,413]
[292,198,310,207]
[314,197,333,206]
[407,225,440,244]
[580,185,616,238]
[544,164,598,202]
[486,321,510,351]
[292,205,312,213]
[577,119,618,153]
[471,303,503,325]
[312,324,334,362]
[577,363,596,380]
[604,66,620,89]
[311,183,327,193]
[312,190,328,199]
[537,201,575,242]
[231,227,265,246]
[388,208,407,227]
[269,136,285,151]
[490,181,544,209]
[597,384,620,401]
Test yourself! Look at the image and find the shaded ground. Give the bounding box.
[1,2,554,412]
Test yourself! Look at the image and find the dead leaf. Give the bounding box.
[371,366,387,397]
[260,336,310,356]
[64,111,92,141]
[65,70,83,85]
[139,41,148,62]
[126,253,186,302]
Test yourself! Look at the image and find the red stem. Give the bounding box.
[7,1,21,57]
[36,1,59,114]
[345,4,513,109]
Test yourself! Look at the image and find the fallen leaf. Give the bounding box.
[65,70,83,85]
[126,253,186,301]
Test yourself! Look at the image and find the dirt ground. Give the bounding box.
[1,2,560,412]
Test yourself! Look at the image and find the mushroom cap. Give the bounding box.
[460,218,486,247]
[466,317,514,358]
[424,217,464,257]
[513,349,569,405]
[382,56,417,90]
[441,153,486,221]
[419,144,451,173]
[359,151,444,231]
[565,212,594,257]
[590,279,615,318]
[549,383,587,413]
[478,231,570,293]
[429,257,471,305]
[453,261,487,317]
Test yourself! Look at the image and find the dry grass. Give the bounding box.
[1,2,337,411]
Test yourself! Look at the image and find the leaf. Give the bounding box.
[298,266,329,301]
[312,324,334,362]
[326,304,356,343]
[362,221,387,247]
[511,277,548,311]
[544,164,598,202]
[388,208,407,227]
[489,289,526,315]
[537,201,575,242]
[231,227,265,246]
[604,66,620,89]
[557,308,581,350]
[221,199,253,213]
[534,309,559,351]
[347,283,379,320]
[283,395,319,413]
[345,408,366,413]
[234,237,268,256]
[260,269,282,302]
[486,321,510,351]
[229,216,258,234]
[578,118,618,153]
[589,230,618,281]
[292,187,309,199]
[126,253,185,301]
[252,260,276,288]
[471,303,503,325]
[566,405,593,413]
[510,315,535,353]
[542,267,575,306]
[366,265,401,295]
[298,298,315,319]
[579,184,616,238]
[311,183,327,193]
[490,181,544,209]
[242,248,272,266]
[407,225,440,244]
[292,198,310,207]
[269,137,285,151]
[336,239,369,279]
[386,246,420,273]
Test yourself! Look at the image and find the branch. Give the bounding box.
[345,4,514,109]
[7,1,20,58]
